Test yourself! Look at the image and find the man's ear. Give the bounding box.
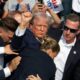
[8,31,14,38]
[76,29,80,35]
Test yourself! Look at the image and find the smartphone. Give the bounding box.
[27,4,31,11]
[38,0,43,4]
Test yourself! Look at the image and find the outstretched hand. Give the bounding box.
[27,74,42,80]
[8,56,21,72]
[4,45,18,55]
[20,11,32,29]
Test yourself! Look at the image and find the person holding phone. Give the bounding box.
[2,0,36,18]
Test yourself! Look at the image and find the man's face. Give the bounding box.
[63,19,79,43]
[0,29,14,42]
[31,16,49,38]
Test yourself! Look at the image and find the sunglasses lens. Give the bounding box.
[64,26,69,30]
[70,29,77,33]
[64,25,77,33]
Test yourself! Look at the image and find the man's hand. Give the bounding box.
[4,45,18,55]
[27,74,42,80]
[8,56,21,72]
[20,11,32,29]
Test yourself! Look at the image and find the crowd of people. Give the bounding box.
[0,0,80,80]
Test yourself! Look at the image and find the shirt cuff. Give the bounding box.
[0,47,4,54]
[3,67,11,78]
[15,27,26,36]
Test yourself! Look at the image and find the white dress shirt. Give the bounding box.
[0,47,4,54]
[15,26,26,36]
[3,67,11,78]
[54,35,76,80]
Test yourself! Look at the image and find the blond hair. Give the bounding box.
[41,36,60,54]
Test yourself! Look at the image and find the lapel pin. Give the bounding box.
[73,51,76,54]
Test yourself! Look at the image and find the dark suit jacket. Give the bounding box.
[0,70,5,80]
[11,29,41,52]
[0,38,5,80]
[7,49,56,80]
[0,37,5,46]
[48,27,80,80]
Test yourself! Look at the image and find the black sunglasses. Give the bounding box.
[64,25,78,33]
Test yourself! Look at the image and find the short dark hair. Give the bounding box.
[0,17,19,32]
[66,13,80,22]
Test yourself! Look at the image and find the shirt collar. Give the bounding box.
[61,35,76,47]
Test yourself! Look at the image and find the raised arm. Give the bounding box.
[11,12,32,52]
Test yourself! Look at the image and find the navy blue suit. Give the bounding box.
[7,49,56,80]
[0,70,5,80]
[11,29,41,52]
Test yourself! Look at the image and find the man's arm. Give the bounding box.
[47,7,61,24]
[11,12,32,51]
[0,56,21,79]
[2,1,9,18]
[0,69,5,79]
[0,45,18,55]
[27,74,42,80]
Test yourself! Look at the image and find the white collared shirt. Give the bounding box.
[3,67,11,78]
[15,26,26,36]
[54,35,76,80]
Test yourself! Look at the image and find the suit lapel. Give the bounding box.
[64,41,78,72]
